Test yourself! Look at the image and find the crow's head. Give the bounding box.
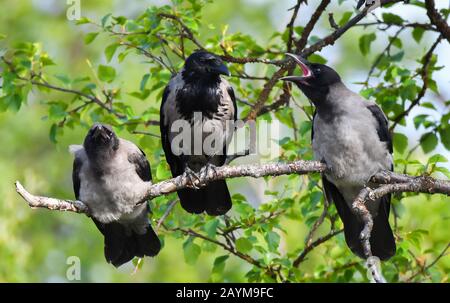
[184,51,230,77]
[281,53,341,104]
[84,123,119,159]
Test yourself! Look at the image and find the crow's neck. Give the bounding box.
[85,146,117,176]
[177,71,222,120]
[304,82,345,123]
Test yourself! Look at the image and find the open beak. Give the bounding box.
[280,53,312,83]
[92,124,110,140]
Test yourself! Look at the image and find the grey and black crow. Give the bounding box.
[282,54,396,260]
[71,123,161,267]
[160,51,237,216]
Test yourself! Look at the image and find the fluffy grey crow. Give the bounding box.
[282,54,396,260]
[160,51,237,216]
[71,123,161,267]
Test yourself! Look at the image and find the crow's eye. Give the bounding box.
[314,67,321,74]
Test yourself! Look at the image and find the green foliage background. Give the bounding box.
[0,0,449,282]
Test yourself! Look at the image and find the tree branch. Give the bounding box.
[389,35,443,131]
[425,0,450,43]
[349,170,450,282]
[15,160,327,214]
[302,0,402,57]
[295,0,331,50]
[16,161,449,217]
[293,229,343,267]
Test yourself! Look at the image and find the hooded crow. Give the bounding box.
[282,53,396,260]
[71,123,161,267]
[160,51,237,216]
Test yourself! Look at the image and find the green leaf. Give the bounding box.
[0,33,6,40]
[129,90,150,101]
[359,33,376,56]
[391,51,404,62]
[113,16,127,26]
[413,114,428,129]
[212,255,229,274]
[9,94,22,112]
[48,104,67,120]
[389,36,402,48]
[204,219,219,238]
[97,65,116,83]
[412,27,425,43]
[76,17,91,25]
[309,191,323,208]
[299,121,312,136]
[183,239,201,265]
[125,20,140,32]
[265,231,280,252]
[140,74,151,91]
[236,238,253,253]
[393,132,408,154]
[41,55,55,66]
[105,44,119,62]
[339,12,353,26]
[439,127,450,150]
[84,32,99,45]
[420,132,438,154]
[54,74,71,85]
[382,13,404,25]
[274,107,293,128]
[156,162,171,180]
[428,154,448,164]
[101,13,112,27]
[435,166,450,178]
[307,53,327,64]
[421,102,436,110]
[0,96,8,112]
[49,123,58,143]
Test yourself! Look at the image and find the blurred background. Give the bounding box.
[0,0,448,282]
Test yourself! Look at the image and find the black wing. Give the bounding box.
[72,156,82,200]
[227,85,238,122]
[311,111,317,141]
[160,85,184,177]
[367,104,393,153]
[128,148,152,182]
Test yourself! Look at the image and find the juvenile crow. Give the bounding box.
[71,123,161,267]
[160,51,237,216]
[282,54,396,260]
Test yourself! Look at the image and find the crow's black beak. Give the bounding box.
[280,53,313,83]
[211,63,230,77]
[92,124,110,140]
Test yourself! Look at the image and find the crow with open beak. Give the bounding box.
[282,53,396,260]
[160,51,237,216]
[71,123,161,267]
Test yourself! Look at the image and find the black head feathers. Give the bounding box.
[183,51,230,78]
[84,123,119,160]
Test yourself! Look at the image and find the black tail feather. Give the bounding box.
[322,176,396,260]
[205,180,232,216]
[93,219,161,267]
[178,188,206,214]
[178,180,232,216]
